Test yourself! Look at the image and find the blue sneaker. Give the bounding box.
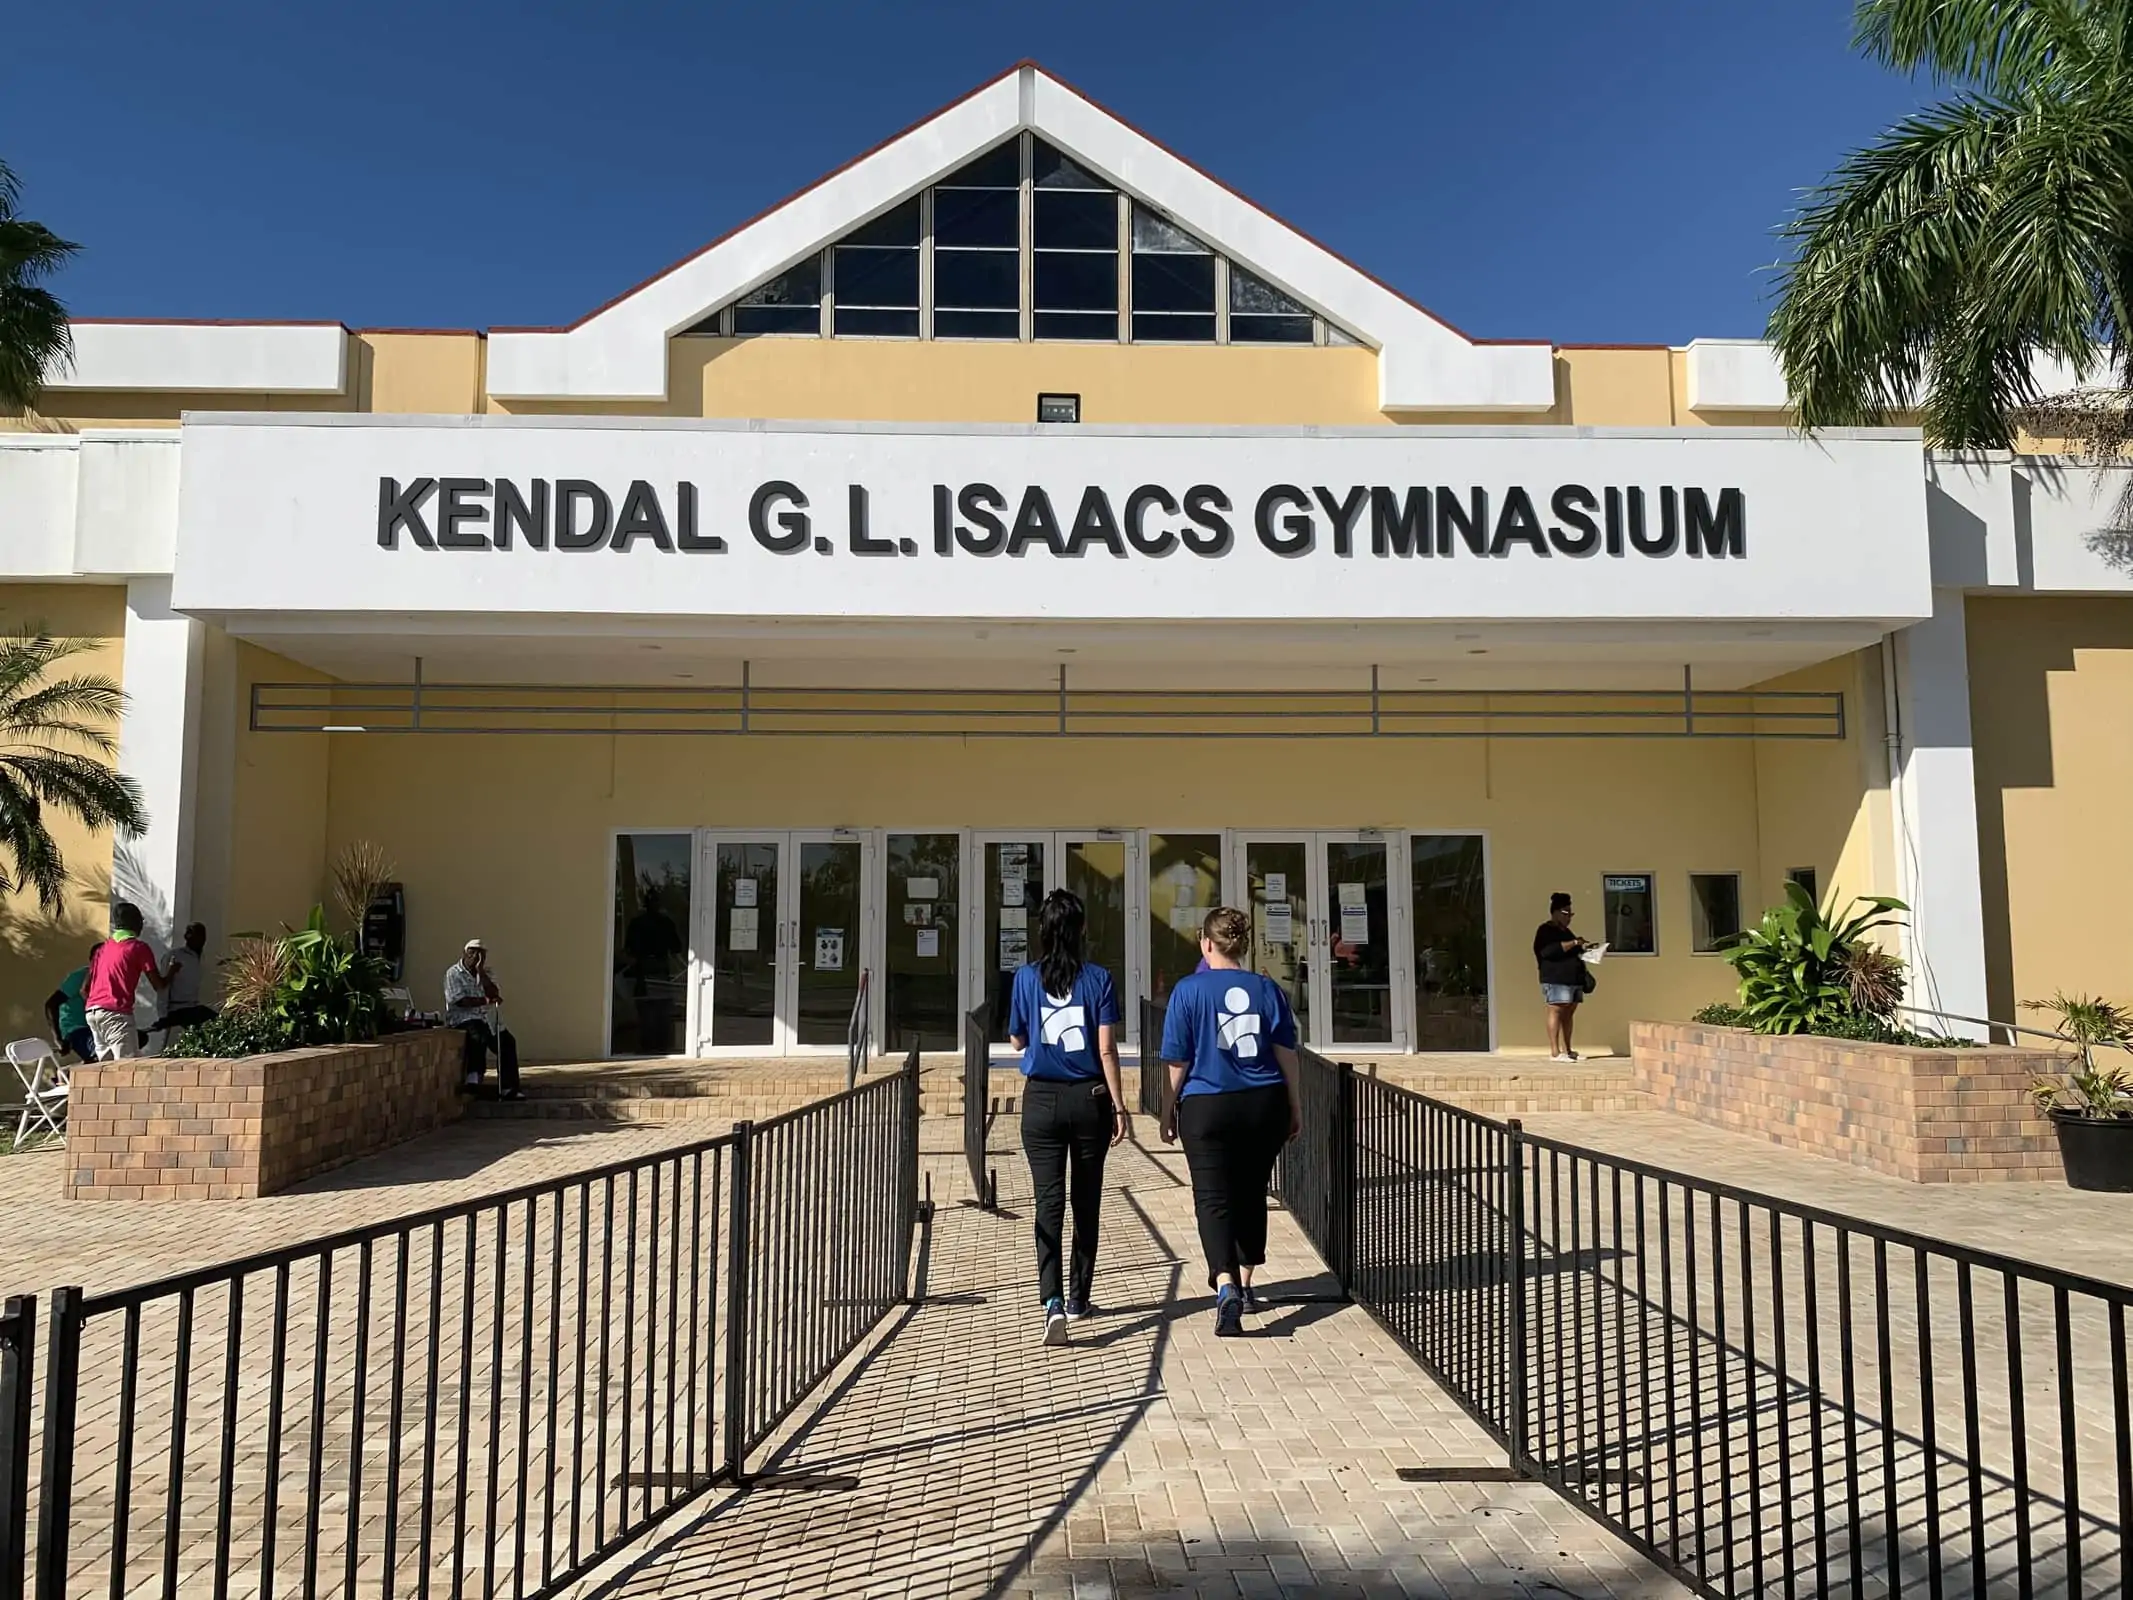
[1042,1297,1069,1346]
[1240,1285,1266,1315]
[1064,1297,1093,1322]
[1215,1283,1244,1337]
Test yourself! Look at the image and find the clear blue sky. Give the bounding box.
[3,0,1935,344]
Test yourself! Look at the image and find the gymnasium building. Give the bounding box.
[4,63,2128,1061]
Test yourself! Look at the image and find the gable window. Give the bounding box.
[1031,142,1118,341]
[1230,265,1314,343]
[701,131,1345,348]
[1130,206,1215,343]
[833,198,920,338]
[933,143,1020,340]
[729,258,822,335]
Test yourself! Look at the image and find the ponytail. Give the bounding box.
[1037,888,1086,996]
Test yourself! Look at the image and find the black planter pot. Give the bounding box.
[2050,1110,2133,1192]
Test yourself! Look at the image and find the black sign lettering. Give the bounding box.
[1685,486,1744,557]
[750,481,809,553]
[1181,486,1232,556]
[555,480,611,551]
[377,477,437,549]
[1256,485,1313,557]
[1123,485,1178,557]
[495,479,548,550]
[610,481,674,552]
[1370,487,1429,558]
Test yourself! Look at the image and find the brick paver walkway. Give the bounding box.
[594,1131,1687,1599]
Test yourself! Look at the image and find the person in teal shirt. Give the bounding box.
[43,943,100,1062]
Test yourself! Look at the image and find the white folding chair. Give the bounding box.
[7,1037,70,1149]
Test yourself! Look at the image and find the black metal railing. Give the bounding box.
[1,1055,923,1600]
[844,967,871,1092]
[1328,1071,2133,1598]
[1137,1000,1165,1120]
[1272,1049,1357,1294]
[960,1007,997,1211]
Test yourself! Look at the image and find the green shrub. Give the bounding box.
[1723,883,1908,1036]
[1691,1002,1749,1028]
[1689,998,1965,1047]
[165,1007,295,1059]
[166,905,388,1059]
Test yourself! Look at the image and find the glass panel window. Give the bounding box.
[934,249,1018,310]
[942,140,1020,190]
[611,833,692,1056]
[1148,835,1222,1010]
[1325,839,1393,1046]
[1787,866,1819,905]
[1032,139,1116,342]
[886,833,961,1053]
[794,840,863,1046]
[1243,840,1311,1043]
[730,256,821,336]
[933,145,1019,341]
[1690,874,1744,954]
[933,186,1018,249]
[1602,873,1657,956]
[712,841,780,1047]
[1230,265,1315,343]
[1130,206,1214,343]
[936,310,1019,340]
[1411,835,1490,1052]
[834,197,919,337]
[984,841,1047,1044]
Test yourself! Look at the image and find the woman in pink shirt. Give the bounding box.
[84,901,168,1060]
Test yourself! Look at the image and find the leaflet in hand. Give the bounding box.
[1582,942,1610,965]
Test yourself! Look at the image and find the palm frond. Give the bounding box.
[1854,0,2105,93]
[0,748,146,833]
[0,769,64,908]
[0,159,80,409]
[1,674,127,742]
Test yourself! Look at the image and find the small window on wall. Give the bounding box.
[1601,874,1657,955]
[1689,874,1743,954]
[1787,866,1819,906]
[833,198,921,337]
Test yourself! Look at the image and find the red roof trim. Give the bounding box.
[354,326,486,337]
[502,60,1557,351]
[1558,341,1674,352]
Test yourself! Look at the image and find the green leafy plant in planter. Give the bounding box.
[165,906,389,1058]
[1720,882,1909,1035]
[2026,994,2133,1192]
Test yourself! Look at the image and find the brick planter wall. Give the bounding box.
[66,1029,466,1201]
[1630,1021,2063,1184]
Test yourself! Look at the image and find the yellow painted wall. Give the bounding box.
[1967,595,2133,1019]
[197,642,333,945]
[1749,651,1897,921]
[0,582,126,1041]
[355,332,485,415]
[312,721,1876,1062]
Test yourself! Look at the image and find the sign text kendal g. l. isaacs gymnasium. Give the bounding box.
[375,476,1748,562]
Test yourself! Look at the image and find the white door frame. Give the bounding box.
[1228,830,1410,1052]
[965,829,1144,1045]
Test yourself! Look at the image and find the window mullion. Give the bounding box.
[1116,191,1131,343]
[1019,131,1033,343]
[1214,254,1231,344]
[820,248,835,339]
[919,189,935,341]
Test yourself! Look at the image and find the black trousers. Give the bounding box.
[459,1020,520,1094]
[152,1004,217,1034]
[1178,1084,1290,1289]
[1019,1077,1113,1308]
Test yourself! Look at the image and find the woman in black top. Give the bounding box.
[1533,891,1589,1062]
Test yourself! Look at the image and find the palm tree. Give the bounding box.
[1,630,146,912]
[0,158,80,411]
[1769,0,2133,496]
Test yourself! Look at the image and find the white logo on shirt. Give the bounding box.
[1041,995,1087,1054]
[1218,985,1261,1058]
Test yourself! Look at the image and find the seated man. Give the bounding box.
[43,943,101,1063]
[152,922,219,1038]
[446,938,523,1100]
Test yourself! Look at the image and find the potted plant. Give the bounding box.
[2028,994,2133,1191]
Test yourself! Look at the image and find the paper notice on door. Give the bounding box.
[999,906,1027,931]
[1264,872,1287,901]
[902,902,932,926]
[1169,904,1203,933]
[1264,904,1293,945]
[916,928,940,959]
[1338,881,1367,909]
[730,908,759,952]
[1174,882,1195,909]
[733,878,758,909]
[998,927,1027,971]
[906,877,938,901]
[1340,908,1370,945]
[814,929,844,971]
[1001,875,1025,907]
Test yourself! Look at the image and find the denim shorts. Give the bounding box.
[1540,983,1582,1006]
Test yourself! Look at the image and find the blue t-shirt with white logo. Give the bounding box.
[1009,962,1121,1081]
[1160,968,1298,1097]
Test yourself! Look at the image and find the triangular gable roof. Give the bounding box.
[485,63,1555,413]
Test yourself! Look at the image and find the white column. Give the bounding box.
[112,578,206,964]
[1888,588,1992,1036]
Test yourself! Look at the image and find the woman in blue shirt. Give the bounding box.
[1008,889,1127,1345]
[1158,905,1302,1336]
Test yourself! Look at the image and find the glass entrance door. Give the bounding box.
[1231,833,1403,1051]
[693,830,872,1055]
[970,832,1140,1045]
